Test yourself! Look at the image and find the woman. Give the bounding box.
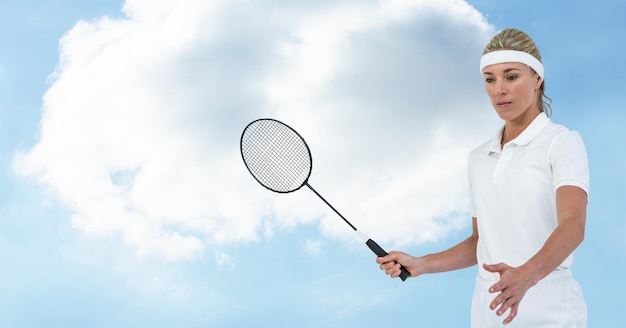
[377,28,589,327]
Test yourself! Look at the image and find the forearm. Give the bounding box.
[418,234,478,274]
[380,218,478,278]
[521,186,587,285]
[522,217,585,285]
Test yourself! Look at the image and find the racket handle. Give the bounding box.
[366,239,410,281]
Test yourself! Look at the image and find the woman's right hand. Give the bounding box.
[376,251,419,278]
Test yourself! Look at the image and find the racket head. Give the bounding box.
[240,118,312,193]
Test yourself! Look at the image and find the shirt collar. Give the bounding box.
[487,112,549,154]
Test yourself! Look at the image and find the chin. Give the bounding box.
[493,109,512,121]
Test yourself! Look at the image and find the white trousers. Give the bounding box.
[471,269,587,327]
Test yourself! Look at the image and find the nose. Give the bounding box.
[495,79,507,95]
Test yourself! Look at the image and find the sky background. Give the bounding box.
[1,0,624,327]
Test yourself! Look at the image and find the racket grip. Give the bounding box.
[366,239,410,281]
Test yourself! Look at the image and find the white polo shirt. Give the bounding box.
[468,113,589,281]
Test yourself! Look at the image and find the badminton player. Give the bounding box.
[377,28,589,327]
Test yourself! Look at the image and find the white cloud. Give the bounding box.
[304,239,323,255]
[14,0,499,260]
[309,279,387,317]
[214,250,235,270]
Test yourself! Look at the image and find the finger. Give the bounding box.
[378,252,402,266]
[502,303,518,325]
[382,252,402,264]
[483,262,506,273]
[489,291,510,311]
[379,261,396,272]
[488,279,507,293]
[489,295,502,310]
[390,264,403,279]
[385,263,401,276]
[376,256,393,264]
[496,298,512,316]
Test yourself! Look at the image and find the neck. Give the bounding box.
[501,110,541,147]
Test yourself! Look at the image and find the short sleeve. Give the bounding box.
[550,131,590,195]
[468,154,476,218]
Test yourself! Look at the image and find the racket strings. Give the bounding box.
[241,120,311,192]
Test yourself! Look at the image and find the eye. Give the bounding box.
[485,77,495,83]
[507,75,518,81]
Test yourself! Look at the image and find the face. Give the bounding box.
[482,62,542,124]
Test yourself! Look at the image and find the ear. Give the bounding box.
[535,76,543,89]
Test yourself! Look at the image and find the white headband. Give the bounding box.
[480,50,544,79]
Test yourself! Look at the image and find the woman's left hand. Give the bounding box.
[483,262,537,325]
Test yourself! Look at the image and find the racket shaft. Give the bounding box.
[306,184,408,282]
[366,239,410,281]
[306,183,357,231]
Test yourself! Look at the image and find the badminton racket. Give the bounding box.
[240,118,410,281]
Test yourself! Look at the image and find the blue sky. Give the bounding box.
[1,0,624,327]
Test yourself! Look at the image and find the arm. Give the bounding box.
[484,185,587,324]
[376,217,478,278]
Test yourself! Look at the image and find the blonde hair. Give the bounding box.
[483,29,552,116]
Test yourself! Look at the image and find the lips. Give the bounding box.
[497,101,512,107]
